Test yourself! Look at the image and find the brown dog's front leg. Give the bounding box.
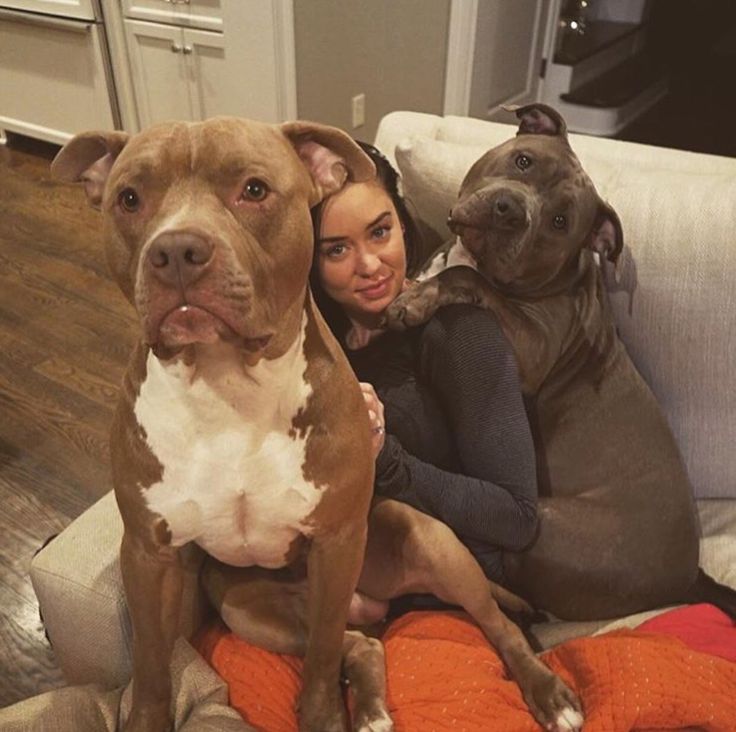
[299,519,368,732]
[120,529,183,732]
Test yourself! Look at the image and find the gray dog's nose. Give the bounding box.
[493,194,525,229]
[148,232,214,288]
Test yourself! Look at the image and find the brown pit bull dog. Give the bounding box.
[52,117,583,732]
[52,118,376,732]
[386,103,736,622]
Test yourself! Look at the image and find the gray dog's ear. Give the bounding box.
[51,131,130,209]
[504,103,568,138]
[587,202,624,265]
[281,121,376,205]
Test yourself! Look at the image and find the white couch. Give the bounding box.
[30,110,736,687]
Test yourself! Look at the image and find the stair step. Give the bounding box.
[561,54,666,109]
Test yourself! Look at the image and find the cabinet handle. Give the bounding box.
[182,45,193,54]
[164,0,191,4]
[171,42,182,53]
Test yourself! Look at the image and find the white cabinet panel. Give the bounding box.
[0,12,114,143]
[124,19,193,127]
[0,0,97,21]
[183,27,246,119]
[121,3,290,130]
[123,0,222,32]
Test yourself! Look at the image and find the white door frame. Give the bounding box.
[272,0,298,121]
[443,0,478,116]
[444,0,560,118]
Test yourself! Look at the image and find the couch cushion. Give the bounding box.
[389,130,736,499]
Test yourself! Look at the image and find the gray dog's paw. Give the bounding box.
[384,281,440,330]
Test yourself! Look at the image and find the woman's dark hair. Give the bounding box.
[309,141,423,342]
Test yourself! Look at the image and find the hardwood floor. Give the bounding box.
[0,134,137,707]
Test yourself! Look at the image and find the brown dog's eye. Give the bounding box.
[118,188,140,212]
[515,154,532,171]
[242,178,270,202]
[553,214,567,229]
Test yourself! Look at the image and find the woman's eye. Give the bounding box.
[326,243,347,258]
[242,178,270,202]
[553,214,567,230]
[371,226,390,240]
[118,188,140,212]
[515,154,532,171]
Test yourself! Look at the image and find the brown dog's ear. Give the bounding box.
[587,201,624,265]
[504,103,568,138]
[281,121,376,205]
[51,131,129,209]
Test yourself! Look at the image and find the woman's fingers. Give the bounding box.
[359,382,386,457]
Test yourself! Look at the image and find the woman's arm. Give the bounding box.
[375,433,537,551]
[375,304,538,551]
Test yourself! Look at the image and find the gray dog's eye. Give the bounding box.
[242,178,270,202]
[515,154,532,171]
[118,188,140,213]
[553,214,567,229]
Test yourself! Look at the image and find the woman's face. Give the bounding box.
[316,180,407,327]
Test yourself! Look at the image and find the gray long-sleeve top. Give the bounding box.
[346,304,538,582]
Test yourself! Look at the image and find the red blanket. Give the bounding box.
[195,605,736,731]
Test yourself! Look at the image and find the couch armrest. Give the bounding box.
[31,491,207,687]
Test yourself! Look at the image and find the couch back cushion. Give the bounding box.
[375,112,736,499]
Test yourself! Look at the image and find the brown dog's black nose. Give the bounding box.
[148,233,214,288]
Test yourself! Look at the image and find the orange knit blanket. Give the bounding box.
[195,611,736,731]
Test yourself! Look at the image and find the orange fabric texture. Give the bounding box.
[194,612,736,732]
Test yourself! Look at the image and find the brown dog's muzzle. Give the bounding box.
[147,231,215,289]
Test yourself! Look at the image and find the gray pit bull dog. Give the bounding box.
[52,117,584,732]
[386,103,736,622]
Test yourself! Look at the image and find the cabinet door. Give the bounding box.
[0,12,114,143]
[124,19,192,127]
[182,27,239,120]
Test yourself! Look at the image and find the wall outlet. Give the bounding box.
[351,93,365,129]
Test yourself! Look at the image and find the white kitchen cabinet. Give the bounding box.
[123,19,193,125]
[125,19,246,126]
[122,0,222,32]
[0,8,116,143]
[0,0,97,21]
[123,2,292,130]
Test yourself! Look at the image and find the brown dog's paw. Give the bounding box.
[522,667,584,732]
[297,691,348,732]
[352,705,394,732]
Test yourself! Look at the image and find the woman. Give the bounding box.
[310,142,538,585]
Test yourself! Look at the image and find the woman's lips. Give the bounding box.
[357,276,392,300]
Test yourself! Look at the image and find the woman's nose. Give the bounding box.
[356,249,381,275]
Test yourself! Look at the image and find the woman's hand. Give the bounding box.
[360,382,385,458]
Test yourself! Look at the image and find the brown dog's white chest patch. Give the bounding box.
[135,317,322,568]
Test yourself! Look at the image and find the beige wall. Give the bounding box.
[294,0,451,142]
